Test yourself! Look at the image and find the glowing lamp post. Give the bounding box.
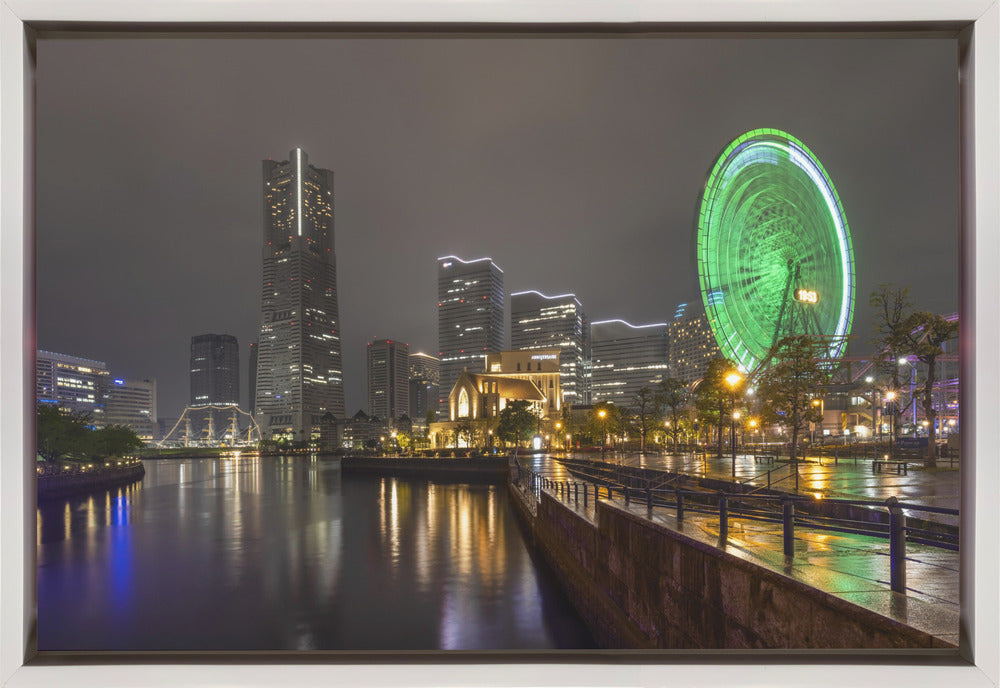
[725,371,743,478]
[599,409,608,461]
[885,391,897,458]
[555,422,562,451]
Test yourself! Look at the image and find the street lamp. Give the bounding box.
[488,428,493,454]
[555,422,562,451]
[598,409,608,461]
[725,371,743,479]
[885,391,897,458]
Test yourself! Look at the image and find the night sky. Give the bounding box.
[35,36,959,420]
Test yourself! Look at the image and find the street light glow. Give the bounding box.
[725,372,743,388]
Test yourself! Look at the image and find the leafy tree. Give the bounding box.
[89,424,143,460]
[495,400,538,448]
[658,377,688,453]
[756,335,828,469]
[630,387,662,456]
[693,358,741,457]
[903,311,958,467]
[36,404,91,463]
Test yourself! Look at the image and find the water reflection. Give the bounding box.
[37,457,593,651]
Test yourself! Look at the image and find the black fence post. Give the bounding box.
[676,489,684,521]
[584,483,588,507]
[646,487,652,511]
[625,486,630,506]
[718,492,728,541]
[575,482,579,505]
[887,496,907,593]
[782,498,795,557]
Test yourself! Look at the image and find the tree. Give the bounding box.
[630,387,662,456]
[587,402,624,456]
[455,421,475,449]
[870,284,914,441]
[693,358,739,457]
[495,400,537,449]
[756,335,828,473]
[903,311,958,467]
[89,424,143,460]
[658,378,688,454]
[36,404,91,463]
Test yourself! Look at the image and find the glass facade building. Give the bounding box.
[190,334,239,406]
[408,352,440,420]
[437,256,504,407]
[255,148,345,441]
[510,290,587,406]
[367,339,410,421]
[589,320,670,405]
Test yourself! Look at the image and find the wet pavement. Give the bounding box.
[513,451,960,643]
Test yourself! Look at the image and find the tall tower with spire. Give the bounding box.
[255,148,344,441]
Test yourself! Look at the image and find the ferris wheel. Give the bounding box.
[696,128,855,373]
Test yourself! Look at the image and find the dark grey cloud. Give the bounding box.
[36,36,959,419]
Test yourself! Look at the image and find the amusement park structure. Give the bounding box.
[696,128,855,375]
[158,404,261,448]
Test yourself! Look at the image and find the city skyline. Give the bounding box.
[35,37,959,418]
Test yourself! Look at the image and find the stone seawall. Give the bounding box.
[37,463,145,500]
[342,455,509,481]
[508,481,952,650]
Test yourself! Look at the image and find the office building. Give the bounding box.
[101,377,158,442]
[437,255,504,408]
[190,334,239,406]
[408,351,440,419]
[367,339,410,421]
[589,320,670,404]
[510,290,586,406]
[36,350,109,418]
[248,340,258,416]
[255,148,345,441]
[668,302,721,385]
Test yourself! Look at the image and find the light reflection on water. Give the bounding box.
[37,456,593,651]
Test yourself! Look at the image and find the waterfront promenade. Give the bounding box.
[514,450,960,643]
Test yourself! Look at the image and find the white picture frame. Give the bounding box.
[1,1,997,687]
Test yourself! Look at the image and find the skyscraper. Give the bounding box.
[255,148,344,441]
[367,339,409,421]
[408,351,440,419]
[668,302,721,385]
[589,319,670,404]
[437,255,504,406]
[190,334,239,406]
[510,290,586,406]
[248,340,258,416]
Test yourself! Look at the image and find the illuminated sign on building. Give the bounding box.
[531,354,557,360]
[795,289,819,304]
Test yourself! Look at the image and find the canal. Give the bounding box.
[36,456,596,651]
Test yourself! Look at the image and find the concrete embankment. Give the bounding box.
[37,463,145,500]
[342,455,509,481]
[507,478,955,650]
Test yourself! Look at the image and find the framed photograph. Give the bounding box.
[1,1,997,687]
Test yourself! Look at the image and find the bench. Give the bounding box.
[754,454,777,465]
[872,459,908,475]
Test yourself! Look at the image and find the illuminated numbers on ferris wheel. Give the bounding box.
[795,289,819,304]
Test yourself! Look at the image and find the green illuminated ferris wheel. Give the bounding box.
[696,128,855,373]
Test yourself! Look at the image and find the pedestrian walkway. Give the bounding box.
[568,450,960,525]
[513,468,959,645]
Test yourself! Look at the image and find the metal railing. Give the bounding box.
[510,460,958,594]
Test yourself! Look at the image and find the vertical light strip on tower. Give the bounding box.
[296,148,303,236]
